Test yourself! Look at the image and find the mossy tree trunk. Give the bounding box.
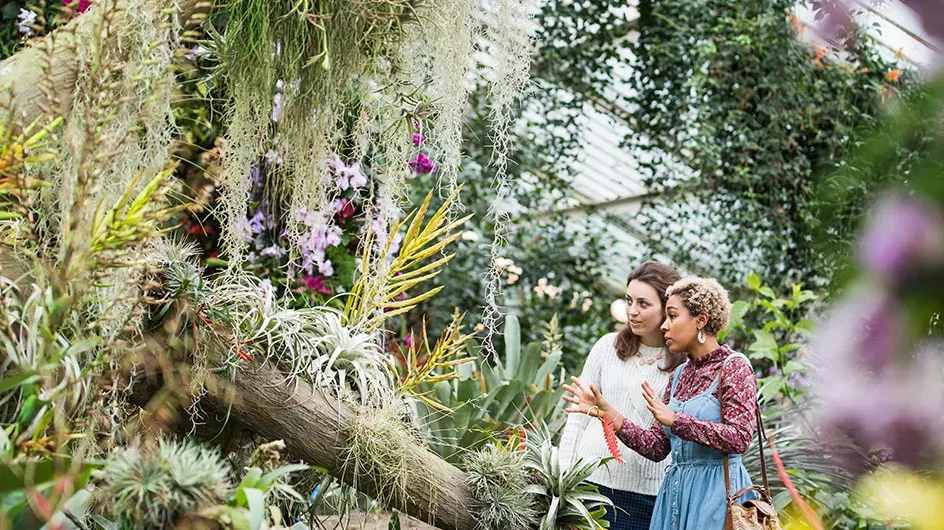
[0,0,211,129]
[211,364,477,530]
[128,359,478,530]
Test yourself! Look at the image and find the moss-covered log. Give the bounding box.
[129,359,477,530]
[220,363,476,530]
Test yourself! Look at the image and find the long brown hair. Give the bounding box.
[614,261,686,372]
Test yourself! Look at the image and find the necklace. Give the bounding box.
[635,348,663,366]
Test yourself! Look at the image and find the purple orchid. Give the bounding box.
[408,153,436,174]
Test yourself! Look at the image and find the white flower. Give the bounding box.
[494,257,513,271]
[319,259,334,277]
[461,230,479,242]
[265,149,282,165]
[17,8,37,36]
[327,152,344,174]
[581,298,593,312]
[534,278,560,299]
[344,162,367,188]
[507,273,520,285]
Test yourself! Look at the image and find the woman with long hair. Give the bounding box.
[558,262,686,530]
[563,277,759,530]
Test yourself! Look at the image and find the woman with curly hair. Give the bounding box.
[558,262,686,530]
[563,277,758,530]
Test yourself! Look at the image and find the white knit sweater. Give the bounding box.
[558,333,672,496]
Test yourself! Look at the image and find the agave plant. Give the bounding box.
[417,313,568,461]
[522,428,612,530]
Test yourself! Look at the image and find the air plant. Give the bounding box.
[93,438,232,529]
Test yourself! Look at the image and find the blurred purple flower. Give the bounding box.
[344,162,367,188]
[408,153,436,174]
[859,195,943,281]
[247,201,274,238]
[271,92,283,122]
[298,274,332,295]
[899,0,944,42]
[412,133,425,147]
[17,8,37,36]
[814,286,944,468]
[248,166,263,191]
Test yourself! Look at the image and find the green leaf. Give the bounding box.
[728,300,750,329]
[783,360,806,376]
[748,329,778,361]
[259,464,309,489]
[746,272,761,290]
[503,314,521,377]
[795,319,816,335]
[0,371,40,394]
[236,487,265,530]
[236,467,263,494]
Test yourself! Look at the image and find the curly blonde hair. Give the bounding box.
[665,277,731,334]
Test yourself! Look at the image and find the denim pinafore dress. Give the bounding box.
[648,353,756,530]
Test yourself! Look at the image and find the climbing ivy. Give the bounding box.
[624,0,914,287]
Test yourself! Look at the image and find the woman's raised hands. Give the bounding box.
[563,376,610,418]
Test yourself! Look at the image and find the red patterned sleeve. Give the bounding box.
[614,379,671,462]
[670,356,757,453]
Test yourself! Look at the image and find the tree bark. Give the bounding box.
[217,364,477,530]
[0,0,211,130]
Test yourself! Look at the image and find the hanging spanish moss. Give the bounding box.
[213,0,421,272]
[480,0,537,358]
[39,0,182,340]
[419,0,478,208]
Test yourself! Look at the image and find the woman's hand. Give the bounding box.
[563,377,623,428]
[642,381,675,427]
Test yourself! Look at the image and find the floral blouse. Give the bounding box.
[614,345,757,461]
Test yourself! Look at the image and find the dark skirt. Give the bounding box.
[592,483,657,530]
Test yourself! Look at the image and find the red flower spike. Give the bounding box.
[599,414,624,464]
[769,436,824,530]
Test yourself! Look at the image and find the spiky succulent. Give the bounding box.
[523,428,612,530]
[94,439,232,529]
[464,443,538,530]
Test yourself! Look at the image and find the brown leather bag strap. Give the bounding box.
[755,405,771,499]
[718,353,769,501]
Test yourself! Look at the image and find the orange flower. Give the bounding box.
[814,47,828,68]
[896,47,907,58]
[786,13,806,34]
[885,69,901,82]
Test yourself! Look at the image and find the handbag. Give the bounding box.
[719,358,783,530]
